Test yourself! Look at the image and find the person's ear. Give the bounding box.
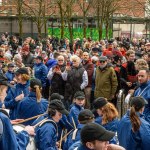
[86,142,95,149]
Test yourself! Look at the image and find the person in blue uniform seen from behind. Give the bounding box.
[117,96,150,150]
[93,97,119,144]
[33,99,69,150]
[1,68,30,120]
[134,69,150,123]
[69,91,85,128]
[17,78,49,125]
[0,73,35,150]
[63,109,95,150]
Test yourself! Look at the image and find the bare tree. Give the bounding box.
[23,0,54,37]
[0,0,24,37]
[104,0,121,39]
[63,0,75,43]
[77,0,91,38]
[92,0,121,40]
[56,0,65,39]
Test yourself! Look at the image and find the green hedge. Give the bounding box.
[48,28,112,40]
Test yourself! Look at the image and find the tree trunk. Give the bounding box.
[83,13,86,38]
[37,23,42,37]
[68,20,73,44]
[60,6,64,39]
[105,20,109,40]
[99,23,103,41]
[18,18,23,37]
[61,17,64,39]
[44,20,47,38]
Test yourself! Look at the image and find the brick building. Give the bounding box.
[0,0,148,38]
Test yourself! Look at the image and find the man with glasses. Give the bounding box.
[94,56,118,102]
[47,55,66,96]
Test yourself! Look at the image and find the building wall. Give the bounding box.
[0,17,46,38]
[113,23,146,38]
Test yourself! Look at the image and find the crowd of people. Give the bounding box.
[0,32,150,150]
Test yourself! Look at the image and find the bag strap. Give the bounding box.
[0,118,3,141]
[72,129,78,140]
[39,119,58,135]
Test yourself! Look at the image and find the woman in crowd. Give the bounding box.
[0,73,34,150]
[1,68,30,120]
[117,96,150,150]
[17,78,49,125]
[135,58,149,71]
[13,54,25,71]
[93,97,119,144]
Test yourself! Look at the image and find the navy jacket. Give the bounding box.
[134,81,150,123]
[57,114,73,141]
[69,104,84,128]
[117,110,150,150]
[17,92,48,125]
[46,59,57,71]
[3,80,30,120]
[0,112,29,150]
[63,124,84,150]
[34,62,48,87]
[95,116,118,144]
[5,71,15,82]
[33,114,58,150]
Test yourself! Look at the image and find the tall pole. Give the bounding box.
[130,18,132,40]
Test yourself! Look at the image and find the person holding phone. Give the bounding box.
[47,55,66,96]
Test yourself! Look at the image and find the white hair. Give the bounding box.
[70,55,81,63]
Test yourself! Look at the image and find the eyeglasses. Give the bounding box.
[58,60,63,61]
[100,61,106,63]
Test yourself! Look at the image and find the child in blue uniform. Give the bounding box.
[32,99,69,150]
[0,73,35,150]
[17,78,49,125]
[77,123,115,150]
[69,91,85,128]
[63,109,95,150]
[1,68,30,120]
[93,97,119,144]
[118,96,150,150]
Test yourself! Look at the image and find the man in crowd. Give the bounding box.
[134,69,150,123]
[94,56,118,102]
[82,52,94,108]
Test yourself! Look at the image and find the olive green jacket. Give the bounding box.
[94,66,118,100]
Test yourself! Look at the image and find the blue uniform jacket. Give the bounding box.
[69,141,92,150]
[69,104,84,128]
[95,116,118,144]
[63,124,84,150]
[5,71,15,82]
[117,110,150,150]
[46,59,57,71]
[0,112,29,150]
[3,80,30,120]
[17,92,48,125]
[34,63,48,87]
[57,114,73,141]
[68,141,82,150]
[33,114,58,150]
[134,81,150,123]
